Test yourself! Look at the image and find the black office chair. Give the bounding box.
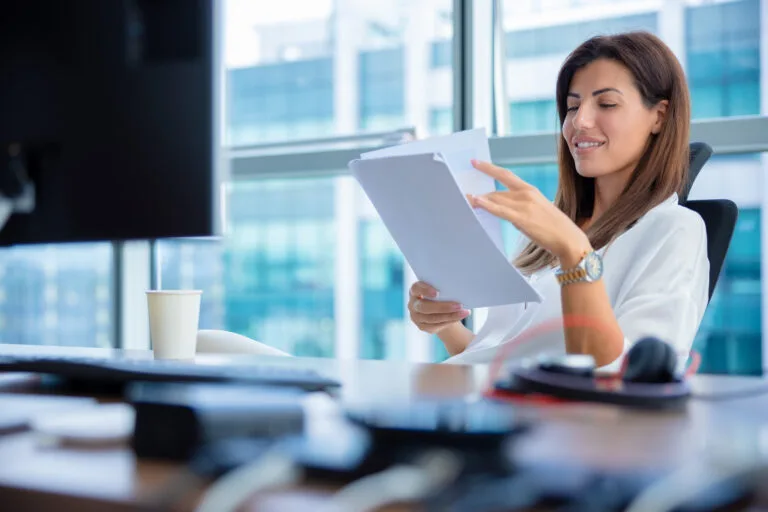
[680,142,714,203]
[680,142,738,302]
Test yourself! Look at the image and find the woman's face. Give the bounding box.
[562,58,667,180]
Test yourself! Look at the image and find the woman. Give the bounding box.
[408,31,709,370]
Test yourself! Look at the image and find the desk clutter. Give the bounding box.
[3,341,768,511]
[127,383,761,512]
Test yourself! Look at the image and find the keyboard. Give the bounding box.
[0,355,341,393]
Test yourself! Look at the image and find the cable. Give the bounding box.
[624,452,765,512]
[329,449,462,512]
[691,384,768,401]
[145,437,281,510]
[194,446,300,512]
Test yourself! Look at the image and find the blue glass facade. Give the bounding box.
[429,107,452,135]
[430,40,452,68]
[685,0,763,373]
[509,100,558,135]
[227,58,334,145]
[359,220,405,359]
[224,179,336,356]
[505,13,657,58]
[696,206,762,374]
[0,245,113,347]
[359,48,405,130]
[686,0,761,120]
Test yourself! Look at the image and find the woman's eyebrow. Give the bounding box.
[567,87,623,99]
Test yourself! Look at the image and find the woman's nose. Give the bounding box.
[572,103,596,130]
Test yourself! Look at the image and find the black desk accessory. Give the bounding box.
[128,382,305,461]
[493,337,691,409]
[0,354,340,394]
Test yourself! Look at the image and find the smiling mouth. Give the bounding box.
[575,141,605,149]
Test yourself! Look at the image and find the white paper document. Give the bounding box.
[350,130,542,308]
[361,128,505,252]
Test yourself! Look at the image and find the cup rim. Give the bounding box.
[146,290,203,295]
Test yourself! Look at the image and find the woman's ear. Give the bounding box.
[651,99,669,135]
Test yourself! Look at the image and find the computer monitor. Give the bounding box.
[0,0,222,245]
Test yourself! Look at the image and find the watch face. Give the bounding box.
[584,252,603,280]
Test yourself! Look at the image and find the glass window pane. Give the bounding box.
[226,0,454,145]
[688,152,766,375]
[159,177,336,358]
[359,218,406,360]
[0,244,114,347]
[686,0,761,119]
[220,0,455,362]
[500,0,762,133]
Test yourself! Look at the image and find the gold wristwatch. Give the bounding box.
[555,250,603,286]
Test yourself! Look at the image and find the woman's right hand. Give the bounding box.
[408,281,470,334]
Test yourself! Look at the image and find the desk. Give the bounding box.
[1,343,768,511]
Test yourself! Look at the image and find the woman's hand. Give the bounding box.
[468,159,591,267]
[408,281,470,334]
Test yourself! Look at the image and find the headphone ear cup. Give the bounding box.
[623,337,677,383]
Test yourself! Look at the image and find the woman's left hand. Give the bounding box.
[468,159,590,267]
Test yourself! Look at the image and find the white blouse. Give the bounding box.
[446,193,710,372]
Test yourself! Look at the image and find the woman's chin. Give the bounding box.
[575,166,604,178]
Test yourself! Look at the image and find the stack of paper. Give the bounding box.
[349,128,542,309]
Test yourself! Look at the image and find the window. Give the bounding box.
[688,152,766,375]
[225,0,453,145]
[694,207,762,375]
[509,100,558,135]
[430,40,452,68]
[504,12,657,59]
[429,107,453,135]
[359,48,406,131]
[500,7,658,137]
[686,0,761,119]
[359,220,405,359]
[181,0,454,362]
[0,244,113,347]
[159,178,336,357]
[228,59,334,145]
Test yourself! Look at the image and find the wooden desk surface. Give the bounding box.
[2,343,768,511]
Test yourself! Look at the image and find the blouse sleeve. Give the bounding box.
[598,214,710,373]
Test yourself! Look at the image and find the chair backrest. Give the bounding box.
[679,142,737,302]
[681,199,738,302]
[681,142,714,203]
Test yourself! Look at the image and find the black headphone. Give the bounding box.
[622,336,678,383]
[494,336,689,409]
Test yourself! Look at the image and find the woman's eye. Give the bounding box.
[600,103,617,109]
[566,106,579,112]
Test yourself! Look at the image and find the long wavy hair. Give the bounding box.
[514,31,690,274]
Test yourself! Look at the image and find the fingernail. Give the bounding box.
[430,290,439,298]
[460,309,471,317]
[471,159,477,166]
[452,303,462,311]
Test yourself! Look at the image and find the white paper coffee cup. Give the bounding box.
[146,290,202,360]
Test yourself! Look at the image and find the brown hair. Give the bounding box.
[514,31,690,274]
